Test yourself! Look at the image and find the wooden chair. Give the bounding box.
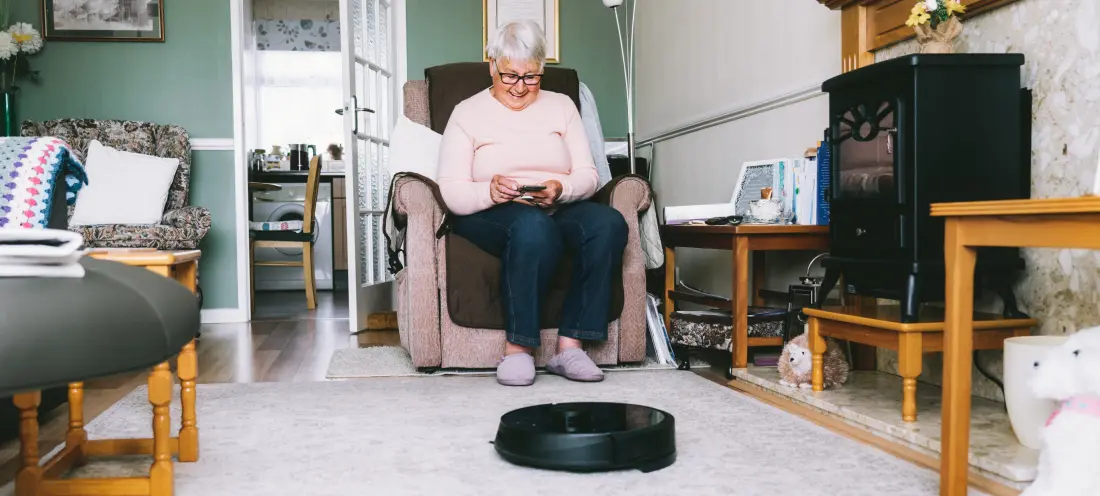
[249,156,322,311]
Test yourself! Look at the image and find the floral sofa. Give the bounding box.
[20,119,211,250]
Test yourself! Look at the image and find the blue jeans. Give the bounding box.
[450,201,629,348]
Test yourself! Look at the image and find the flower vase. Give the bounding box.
[914,16,963,54]
[1,91,14,137]
[1003,335,1067,449]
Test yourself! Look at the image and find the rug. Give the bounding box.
[1,371,972,496]
[325,345,710,379]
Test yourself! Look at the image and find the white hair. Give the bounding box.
[486,20,546,71]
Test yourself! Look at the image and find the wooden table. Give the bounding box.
[660,224,830,369]
[87,249,201,293]
[85,251,201,458]
[805,305,1036,422]
[932,197,1100,495]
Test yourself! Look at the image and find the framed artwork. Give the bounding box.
[730,159,784,216]
[483,0,559,64]
[42,0,165,42]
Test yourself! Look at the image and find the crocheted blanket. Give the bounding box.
[0,137,88,229]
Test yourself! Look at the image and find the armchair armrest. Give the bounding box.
[591,174,653,214]
[162,206,212,231]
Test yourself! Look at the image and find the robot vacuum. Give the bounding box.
[493,402,676,473]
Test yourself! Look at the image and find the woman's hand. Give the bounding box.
[527,180,563,208]
[490,174,521,204]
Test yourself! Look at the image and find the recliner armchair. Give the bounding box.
[389,63,652,370]
[20,118,212,250]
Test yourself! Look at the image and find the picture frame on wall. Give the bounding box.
[41,0,165,42]
[483,0,559,64]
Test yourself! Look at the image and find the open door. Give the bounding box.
[338,0,400,332]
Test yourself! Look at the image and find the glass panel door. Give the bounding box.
[835,100,898,201]
[339,0,398,332]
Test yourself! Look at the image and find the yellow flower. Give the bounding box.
[910,3,927,15]
[12,34,30,43]
[906,11,931,27]
[945,0,966,15]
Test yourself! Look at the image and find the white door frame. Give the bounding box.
[227,0,407,323]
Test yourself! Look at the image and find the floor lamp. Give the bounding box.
[603,0,636,175]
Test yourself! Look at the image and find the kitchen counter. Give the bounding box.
[249,169,346,183]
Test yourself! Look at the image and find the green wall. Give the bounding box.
[406,0,629,138]
[12,0,238,309]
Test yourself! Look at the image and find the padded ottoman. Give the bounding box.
[0,256,201,496]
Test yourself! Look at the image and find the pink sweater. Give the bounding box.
[436,88,598,215]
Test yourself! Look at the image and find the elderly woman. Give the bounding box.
[437,20,628,387]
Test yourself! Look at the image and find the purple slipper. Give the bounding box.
[547,348,604,382]
[496,353,536,386]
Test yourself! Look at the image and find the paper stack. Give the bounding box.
[0,228,87,278]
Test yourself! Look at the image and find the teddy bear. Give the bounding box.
[1022,325,1100,496]
[777,333,849,389]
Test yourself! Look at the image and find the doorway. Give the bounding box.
[238,0,405,329]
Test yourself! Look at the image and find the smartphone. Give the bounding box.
[519,185,547,192]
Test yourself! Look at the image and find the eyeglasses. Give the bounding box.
[499,72,543,86]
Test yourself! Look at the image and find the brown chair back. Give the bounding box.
[419,62,581,133]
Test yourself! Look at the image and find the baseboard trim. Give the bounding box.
[201,308,247,324]
[726,377,1022,496]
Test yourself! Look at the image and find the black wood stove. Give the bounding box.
[816,54,1032,323]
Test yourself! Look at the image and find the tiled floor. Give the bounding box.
[731,366,1037,490]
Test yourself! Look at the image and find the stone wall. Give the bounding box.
[872,0,1100,402]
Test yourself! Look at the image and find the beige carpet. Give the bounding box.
[325,345,709,379]
[1,371,977,496]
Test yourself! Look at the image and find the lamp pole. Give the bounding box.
[606,0,636,175]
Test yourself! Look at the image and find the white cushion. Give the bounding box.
[69,140,180,226]
[388,115,441,181]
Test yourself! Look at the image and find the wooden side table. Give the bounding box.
[84,250,201,460]
[660,224,829,370]
[805,305,1035,422]
[87,249,201,293]
[932,197,1100,495]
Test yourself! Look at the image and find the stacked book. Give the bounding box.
[783,138,831,226]
[0,229,86,278]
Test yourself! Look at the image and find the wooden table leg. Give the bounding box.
[732,235,750,369]
[752,251,766,307]
[898,333,923,422]
[149,362,174,496]
[175,260,198,293]
[809,317,825,391]
[664,246,675,332]
[13,392,41,496]
[178,340,199,462]
[941,218,977,496]
[67,382,88,466]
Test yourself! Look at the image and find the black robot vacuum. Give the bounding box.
[492,402,676,473]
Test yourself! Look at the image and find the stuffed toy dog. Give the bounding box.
[778,333,848,389]
[1022,326,1100,496]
